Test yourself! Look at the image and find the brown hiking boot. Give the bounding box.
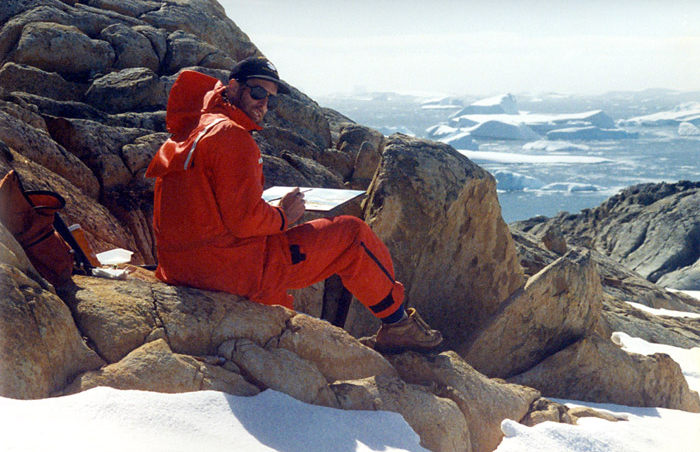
[374,308,443,353]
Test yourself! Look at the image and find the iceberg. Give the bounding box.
[440,131,479,150]
[522,140,591,152]
[620,102,700,127]
[546,126,639,141]
[467,120,540,140]
[448,116,479,128]
[494,170,544,191]
[451,93,519,115]
[426,125,479,150]
[678,122,700,136]
[540,182,601,192]
[445,110,617,139]
[425,124,458,139]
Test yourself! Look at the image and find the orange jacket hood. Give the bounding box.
[146,70,262,179]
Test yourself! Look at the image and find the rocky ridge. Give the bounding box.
[2,2,700,452]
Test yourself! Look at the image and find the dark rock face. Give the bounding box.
[512,181,700,290]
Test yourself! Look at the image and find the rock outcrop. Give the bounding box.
[512,181,700,290]
[461,250,603,378]
[356,134,525,349]
[509,333,700,412]
[0,226,104,399]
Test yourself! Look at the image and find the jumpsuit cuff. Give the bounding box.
[276,206,287,231]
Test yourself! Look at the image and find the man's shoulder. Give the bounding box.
[198,116,258,157]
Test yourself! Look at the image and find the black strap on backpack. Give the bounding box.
[52,213,94,274]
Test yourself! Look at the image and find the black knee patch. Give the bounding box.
[290,244,306,265]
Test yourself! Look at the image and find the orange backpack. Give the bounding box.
[0,170,74,287]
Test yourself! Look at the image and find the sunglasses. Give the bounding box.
[245,84,279,109]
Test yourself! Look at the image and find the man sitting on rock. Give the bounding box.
[146,56,442,352]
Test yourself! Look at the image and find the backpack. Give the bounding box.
[0,170,73,287]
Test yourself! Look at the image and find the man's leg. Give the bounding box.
[276,215,442,351]
[281,215,405,322]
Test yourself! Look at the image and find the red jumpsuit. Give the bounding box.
[146,71,404,321]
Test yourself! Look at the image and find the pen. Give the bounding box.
[265,188,312,203]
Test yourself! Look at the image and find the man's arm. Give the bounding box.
[204,128,289,237]
[278,187,306,225]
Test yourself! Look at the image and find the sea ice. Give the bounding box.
[522,140,591,152]
[540,182,600,192]
[546,126,639,141]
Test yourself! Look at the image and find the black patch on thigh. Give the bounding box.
[290,244,306,265]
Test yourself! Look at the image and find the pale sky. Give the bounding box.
[220,0,700,98]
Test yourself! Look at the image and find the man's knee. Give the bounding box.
[335,215,370,238]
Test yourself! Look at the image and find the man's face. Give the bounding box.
[226,78,278,125]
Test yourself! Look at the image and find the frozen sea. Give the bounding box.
[463,126,700,223]
[320,90,700,223]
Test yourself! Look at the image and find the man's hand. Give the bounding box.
[279,187,306,225]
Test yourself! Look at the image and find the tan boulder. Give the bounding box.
[568,406,624,423]
[9,22,114,77]
[389,351,540,452]
[60,276,159,363]
[63,339,260,396]
[0,62,85,102]
[120,132,168,175]
[266,89,333,153]
[0,109,99,198]
[350,141,382,189]
[461,250,603,378]
[219,338,338,407]
[139,0,259,62]
[99,23,160,72]
[84,68,167,115]
[337,123,385,159]
[0,220,47,290]
[152,283,295,356]
[273,313,398,382]
[519,398,576,427]
[336,124,385,188]
[45,116,150,190]
[508,333,700,412]
[332,375,470,452]
[163,30,236,75]
[358,134,524,348]
[316,148,355,181]
[0,261,104,399]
